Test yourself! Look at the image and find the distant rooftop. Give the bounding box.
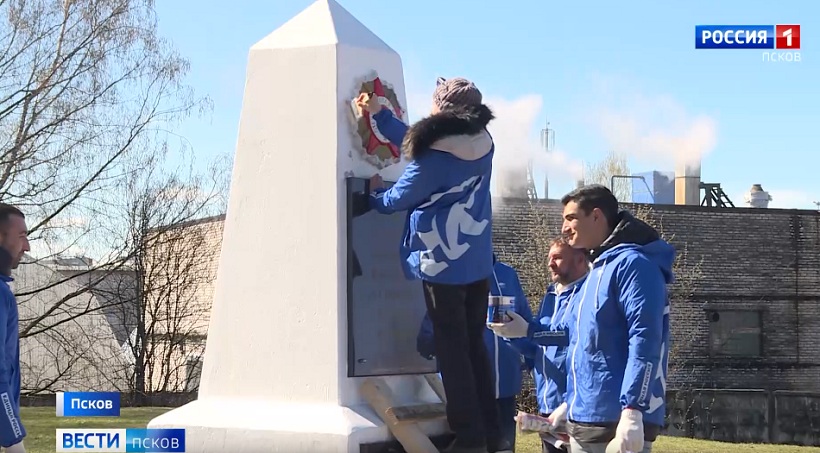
[40,255,95,269]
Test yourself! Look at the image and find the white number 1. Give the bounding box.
[783,28,793,47]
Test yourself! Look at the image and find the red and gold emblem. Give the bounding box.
[351,76,406,169]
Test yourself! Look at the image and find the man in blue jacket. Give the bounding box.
[356,77,507,453]
[490,185,673,453]
[0,204,29,453]
[510,238,589,453]
[416,256,532,451]
[558,185,673,453]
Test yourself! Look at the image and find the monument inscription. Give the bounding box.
[346,177,436,377]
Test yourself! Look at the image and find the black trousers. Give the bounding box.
[497,396,517,452]
[423,278,501,449]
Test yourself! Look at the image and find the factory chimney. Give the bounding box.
[675,159,701,206]
[744,184,772,208]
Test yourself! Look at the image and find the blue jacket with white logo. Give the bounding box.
[416,259,533,398]
[0,255,25,447]
[368,105,496,285]
[566,211,674,428]
[513,276,586,414]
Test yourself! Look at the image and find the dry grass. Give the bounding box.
[21,407,170,453]
[515,431,820,453]
[23,406,819,453]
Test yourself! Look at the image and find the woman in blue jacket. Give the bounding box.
[356,77,506,453]
[417,257,532,451]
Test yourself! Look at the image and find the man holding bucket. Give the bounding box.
[509,237,590,453]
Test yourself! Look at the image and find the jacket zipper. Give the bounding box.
[494,334,500,399]
[541,351,548,411]
[570,270,593,420]
[570,261,606,420]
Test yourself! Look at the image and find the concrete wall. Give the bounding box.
[13,261,132,393]
[666,389,820,446]
[491,197,820,446]
[491,197,820,392]
[143,215,223,392]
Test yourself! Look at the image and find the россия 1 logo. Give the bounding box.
[695,25,801,62]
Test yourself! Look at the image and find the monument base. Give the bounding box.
[359,434,456,453]
[148,396,450,452]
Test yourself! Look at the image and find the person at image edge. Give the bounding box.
[0,203,30,453]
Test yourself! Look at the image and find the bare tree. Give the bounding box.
[138,216,218,395]
[93,147,227,398]
[1,0,207,242]
[15,145,228,395]
[2,0,207,295]
[0,0,222,393]
[585,150,632,201]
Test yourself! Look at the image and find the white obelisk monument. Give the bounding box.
[148,1,447,451]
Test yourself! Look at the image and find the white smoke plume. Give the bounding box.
[591,90,718,171]
[483,95,584,198]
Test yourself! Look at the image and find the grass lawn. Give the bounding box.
[515,431,820,453]
[21,407,170,453]
[20,407,820,453]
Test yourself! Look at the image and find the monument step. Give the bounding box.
[387,403,447,425]
[361,377,452,453]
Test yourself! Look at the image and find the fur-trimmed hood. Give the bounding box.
[401,104,495,161]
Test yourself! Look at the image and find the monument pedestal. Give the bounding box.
[148,1,449,451]
[150,397,448,452]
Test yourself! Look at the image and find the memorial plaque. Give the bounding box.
[346,176,436,377]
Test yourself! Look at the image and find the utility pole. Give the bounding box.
[526,159,538,200]
[540,119,555,199]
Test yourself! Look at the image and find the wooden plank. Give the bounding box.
[424,374,447,403]
[360,377,439,453]
[387,402,447,424]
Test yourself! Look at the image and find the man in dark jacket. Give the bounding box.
[557,185,673,453]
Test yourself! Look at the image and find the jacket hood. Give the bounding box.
[402,104,494,161]
[592,210,675,284]
[0,247,12,277]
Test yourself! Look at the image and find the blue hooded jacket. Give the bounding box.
[513,276,586,415]
[565,211,674,428]
[416,259,533,399]
[0,249,25,448]
[368,105,496,285]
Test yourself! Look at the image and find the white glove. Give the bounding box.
[4,441,26,453]
[488,311,529,338]
[605,409,643,453]
[547,402,568,429]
